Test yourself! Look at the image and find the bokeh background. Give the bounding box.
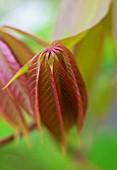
[0,0,117,170]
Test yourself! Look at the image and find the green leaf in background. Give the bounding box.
[112,0,117,56]
[74,18,107,87]
[53,0,112,47]
[89,73,116,118]
[59,31,88,48]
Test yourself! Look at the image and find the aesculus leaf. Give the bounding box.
[53,0,112,47]
[38,58,65,145]
[56,43,87,131]
[27,41,88,146]
[28,53,42,131]
[0,40,32,115]
[61,46,88,112]
[53,59,78,131]
[0,82,29,142]
[0,30,34,65]
[1,25,49,48]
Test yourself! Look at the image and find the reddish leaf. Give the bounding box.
[1,25,49,48]
[0,31,34,65]
[0,82,29,140]
[55,43,87,131]
[70,56,88,112]
[38,58,65,145]
[28,53,42,130]
[61,45,88,112]
[53,59,78,131]
[0,40,32,115]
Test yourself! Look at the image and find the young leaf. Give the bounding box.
[0,83,29,141]
[28,53,42,130]
[53,59,78,131]
[54,44,88,113]
[63,48,88,114]
[0,30,34,65]
[0,40,32,115]
[38,58,65,145]
[1,25,49,47]
[56,43,87,131]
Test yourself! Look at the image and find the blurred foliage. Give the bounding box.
[0,0,117,170]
